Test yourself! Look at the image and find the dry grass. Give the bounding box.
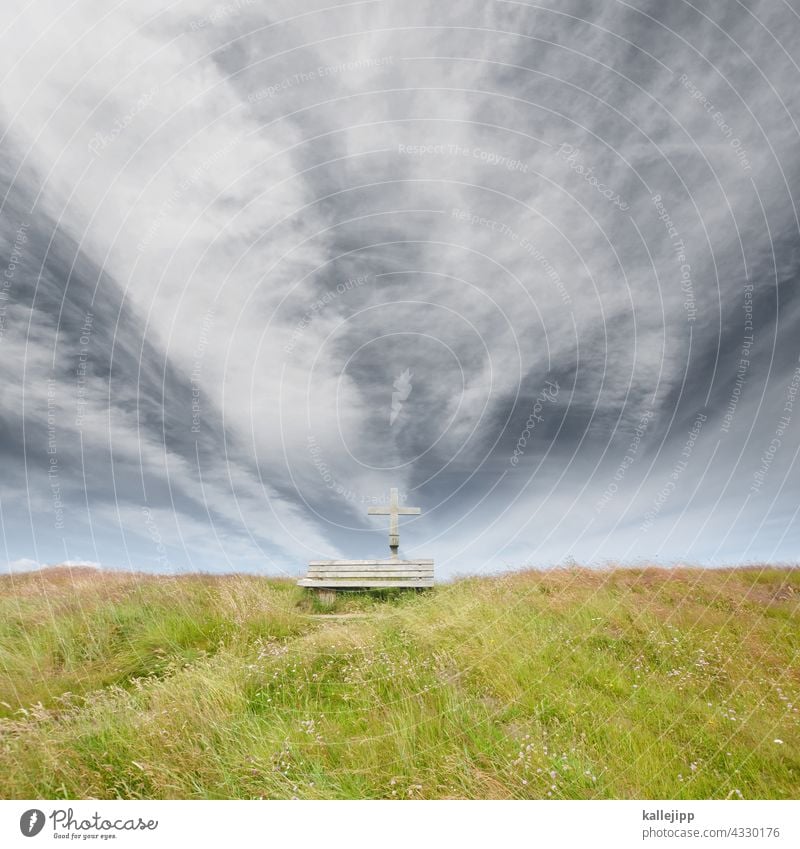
[0,564,797,799]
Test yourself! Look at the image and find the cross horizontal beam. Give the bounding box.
[366,487,422,557]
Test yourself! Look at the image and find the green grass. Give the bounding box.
[0,565,797,799]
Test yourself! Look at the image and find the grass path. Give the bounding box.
[303,613,375,619]
[0,565,797,799]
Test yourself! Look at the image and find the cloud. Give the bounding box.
[1,0,799,572]
[1,559,42,574]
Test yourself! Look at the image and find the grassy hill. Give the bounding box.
[0,565,797,799]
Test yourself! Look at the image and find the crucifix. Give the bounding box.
[368,487,421,559]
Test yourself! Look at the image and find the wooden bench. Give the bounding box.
[298,559,434,589]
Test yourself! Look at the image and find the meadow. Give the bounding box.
[0,565,797,799]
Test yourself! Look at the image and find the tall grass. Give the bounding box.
[0,565,797,799]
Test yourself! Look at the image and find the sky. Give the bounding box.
[0,0,799,577]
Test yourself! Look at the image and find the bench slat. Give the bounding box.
[307,564,432,569]
[308,565,432,571]
[307,564,432,568]
[298,578,434,588]
[307,570,433,575]
[308,560,433,566]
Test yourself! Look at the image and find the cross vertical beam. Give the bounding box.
[368,487,422,558]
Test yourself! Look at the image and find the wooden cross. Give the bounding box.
[368,487,421,559]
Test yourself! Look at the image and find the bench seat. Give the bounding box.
[298,559,434,589]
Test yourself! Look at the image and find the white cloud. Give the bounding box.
[1,558,42,573]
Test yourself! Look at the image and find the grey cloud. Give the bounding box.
[1,0,799,572]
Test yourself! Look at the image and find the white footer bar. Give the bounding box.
[1,800,797,848]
